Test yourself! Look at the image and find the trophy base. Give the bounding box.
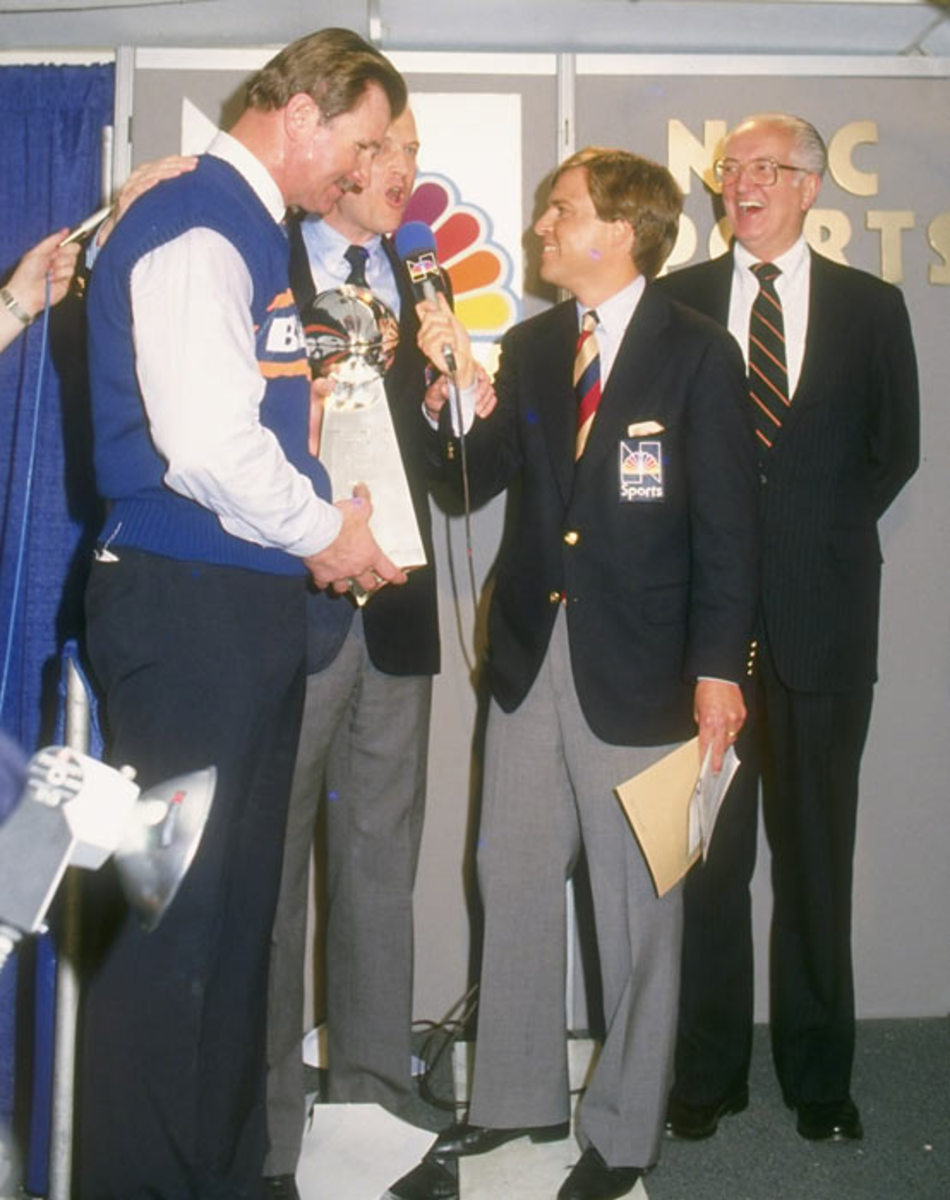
[320,377,427,576]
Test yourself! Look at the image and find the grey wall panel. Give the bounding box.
[577,66,950,1019]
[118,47,950,1026]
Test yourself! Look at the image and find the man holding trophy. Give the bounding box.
[264,106,493,1198]
[79,29,409,1200]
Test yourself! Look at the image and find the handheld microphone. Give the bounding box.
[393,221,457,373]
[395,227,480,660]
[60,204,113,246]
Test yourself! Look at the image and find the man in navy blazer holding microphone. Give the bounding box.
[401,146,759,1200]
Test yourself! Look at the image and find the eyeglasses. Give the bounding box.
[713,157,806,187]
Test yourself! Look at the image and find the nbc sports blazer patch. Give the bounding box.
[619,439,664,502]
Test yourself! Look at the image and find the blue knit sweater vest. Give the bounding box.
[88,154,330,575]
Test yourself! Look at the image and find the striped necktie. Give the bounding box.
[748,262,789,450]
[574,309,601,459]
[344,244,370,289]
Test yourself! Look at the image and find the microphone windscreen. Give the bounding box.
[394,220,438,262]
[394,221,446,302]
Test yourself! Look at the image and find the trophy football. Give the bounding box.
[300,285,427,580]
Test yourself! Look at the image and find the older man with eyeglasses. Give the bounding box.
[657,112,919,1144]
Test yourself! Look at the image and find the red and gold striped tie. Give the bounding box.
[574,309,601,459]
[748,262,789,450]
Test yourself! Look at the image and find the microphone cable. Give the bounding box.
[443,360,479,678]
[413,982,480,1113]
[0,275,52,718]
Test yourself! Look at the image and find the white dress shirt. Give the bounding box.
[728,234,811,397]
[575,273,646,386]
[300,217,401,316]
[298,215,486,437]
[129,131,342,559]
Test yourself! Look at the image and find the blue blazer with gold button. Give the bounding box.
[439,284,760,745]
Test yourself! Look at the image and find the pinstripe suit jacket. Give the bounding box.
[657,249,919,692]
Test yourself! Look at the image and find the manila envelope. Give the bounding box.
[615,737,701,898]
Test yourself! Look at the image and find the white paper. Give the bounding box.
[688,745,740,861]
[296,1103,436,1200]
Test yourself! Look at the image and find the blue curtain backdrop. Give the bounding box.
[0,60,114,1163]
[0,63,113,747]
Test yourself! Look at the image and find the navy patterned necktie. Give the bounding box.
[344,244,370,289]
[748,261,790,450]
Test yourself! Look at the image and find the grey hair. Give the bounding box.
[728,113,827,177]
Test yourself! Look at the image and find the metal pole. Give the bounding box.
[100,123,114,208]
[367,0,383,45]
[111,46,135,191]
[556,51,576,165]
[48,46,132,1192]
[557,51,581,1033]
[48,659,90,1200]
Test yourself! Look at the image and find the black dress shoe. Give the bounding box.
[796,1098,863,1141]
[386,1155,459,1199]
[665,1085,749,1140]
[429,1118,570,1159]
[557,1147,641,1200]
[263,1176,301,1200]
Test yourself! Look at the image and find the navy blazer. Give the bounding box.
[439,284,760,746]
[657,250,919,692]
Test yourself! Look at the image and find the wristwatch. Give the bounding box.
[1,286,34,326]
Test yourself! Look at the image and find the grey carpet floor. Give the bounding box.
[647,1018,949,1200]
[307,1017,949,1198]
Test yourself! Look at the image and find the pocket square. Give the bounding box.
[627,420,665,437]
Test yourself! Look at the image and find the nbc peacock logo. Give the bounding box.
[401,173,521,340]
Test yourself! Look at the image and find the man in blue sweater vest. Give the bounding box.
[80,30,407,1200]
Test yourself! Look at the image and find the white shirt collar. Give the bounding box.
[305,216,382,261]
[574,274,646,387]
[575,273,646,335]
[733,232,809,285]
[207,130,286,225]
